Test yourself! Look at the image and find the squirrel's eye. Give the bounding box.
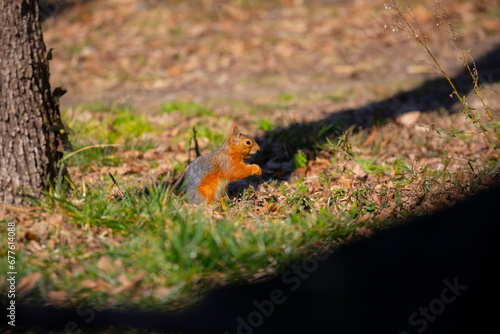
[245,140,251,145]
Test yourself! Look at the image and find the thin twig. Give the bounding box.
[108,172,133,199]
[447,156,481,166]
[461,49,500,143]
[193,126,201,158]
[59,144,119,163]
[188,126,201,165]
[162,172,186,205]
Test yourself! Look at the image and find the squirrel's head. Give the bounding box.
[226,125,260,159]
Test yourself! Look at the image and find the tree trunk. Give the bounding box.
[0,0,65,205]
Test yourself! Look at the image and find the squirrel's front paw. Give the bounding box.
[252,164,262,176]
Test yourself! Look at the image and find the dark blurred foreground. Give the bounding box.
[15,185,500,334]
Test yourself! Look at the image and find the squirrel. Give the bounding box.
[182,125,262,205]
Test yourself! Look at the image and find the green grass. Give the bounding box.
[254,117,275,131]
[356,156,389,176]
[66,144,124,169]
[160,101,215,117]
[65,107,157,145]
[294,150,308,168]
[62,104,162,169]
[2,176,368,310]
[278,92,295,102]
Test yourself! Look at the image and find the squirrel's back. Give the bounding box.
[183,149,228,204]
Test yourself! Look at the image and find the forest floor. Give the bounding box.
[1,0,500,321]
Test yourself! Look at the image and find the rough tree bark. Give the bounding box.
[0,0,66,205]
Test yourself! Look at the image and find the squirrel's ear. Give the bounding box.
[230,125,240,144]
[231,125,240,137]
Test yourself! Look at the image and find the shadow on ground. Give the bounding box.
[39,0,83,21]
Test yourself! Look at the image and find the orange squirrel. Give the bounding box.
[182,125,262,205]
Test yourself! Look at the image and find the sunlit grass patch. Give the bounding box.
[65,144,124,170]
[254,117,275,131]
[160,101,215,118]
[61,104,163,168]
[64,104,159,145]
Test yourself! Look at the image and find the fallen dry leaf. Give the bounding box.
[97,256,114,272]
[110,273,144,295]
[363,129,377,146]
[96,278,114,291]
[48,290,68,306]
[17,272,42,297]
[80,279,99,289]
[152,286,173,300]
[355,226,373,238]
[396,111,421,126]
